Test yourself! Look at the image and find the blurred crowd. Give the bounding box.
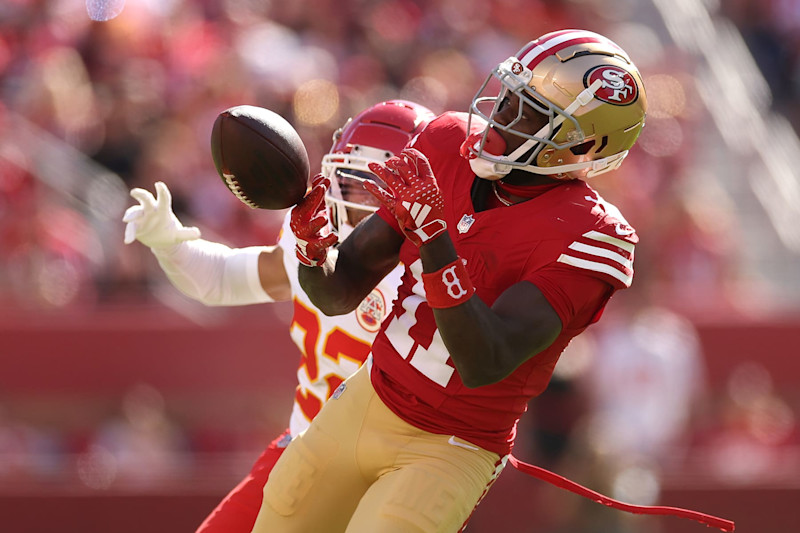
[1,0,799,527]
[3,0,796,315]
[721,0,800,131]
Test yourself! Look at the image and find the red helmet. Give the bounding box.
[322,100,435,237]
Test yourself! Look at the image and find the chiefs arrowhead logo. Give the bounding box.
[356,288,386,333]
[584,66,638,106]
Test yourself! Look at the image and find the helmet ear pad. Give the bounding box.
[534,101,645,179]
[525,42,646,178]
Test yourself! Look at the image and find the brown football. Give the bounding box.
[210,105,309,210]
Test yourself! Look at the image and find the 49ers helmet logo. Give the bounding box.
[584,66,638,106]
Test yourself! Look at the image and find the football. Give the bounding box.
[210,105,310,210]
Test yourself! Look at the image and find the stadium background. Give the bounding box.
[1,0,799,531]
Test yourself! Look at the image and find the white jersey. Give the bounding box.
[278,214,402,437]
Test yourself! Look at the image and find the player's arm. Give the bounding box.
[418,234,563,387]
[305,213,402,315]
[367,149,564,387]
[123,181,291,305]
[255,248,291,301]
[291,175,402,315]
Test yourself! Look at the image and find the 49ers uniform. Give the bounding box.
[370,111,637,456]
[251,112,637,533]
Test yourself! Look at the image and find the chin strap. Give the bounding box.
[508,455,735,531]
[471,79,617,179]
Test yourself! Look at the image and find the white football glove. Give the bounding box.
[123,181,275,306]
[123,181,201,249]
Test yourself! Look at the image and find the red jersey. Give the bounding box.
[370,112,637,455]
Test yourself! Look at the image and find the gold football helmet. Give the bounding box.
[465,29,647,180]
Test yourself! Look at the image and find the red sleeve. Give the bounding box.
[526,264,614,329]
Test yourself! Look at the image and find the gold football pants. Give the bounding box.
[251,363,503,533]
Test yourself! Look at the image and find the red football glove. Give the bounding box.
[365,148,447,247]
[290,174,338,267]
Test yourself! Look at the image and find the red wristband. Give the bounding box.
[422,257,476,308]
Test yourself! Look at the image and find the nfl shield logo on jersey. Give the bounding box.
[276,432,293,448]
[457,214,475,234]
[332,382,347,399]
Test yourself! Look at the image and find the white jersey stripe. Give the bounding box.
[557,253,633,287]
[583,230,635,253]
[568,242,632,269]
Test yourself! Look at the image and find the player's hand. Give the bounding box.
[290,174,338,267]
[123,181,201,248]
[366,148,447,247]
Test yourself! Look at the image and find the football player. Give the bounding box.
[122,100,435,533]
[254,29,648,532]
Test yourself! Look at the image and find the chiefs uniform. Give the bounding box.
[280,214,402,437]
[197,212,401,533]
[370,111,637,456]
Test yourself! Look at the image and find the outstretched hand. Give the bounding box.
[290,174,339,267]
[123,181,201,248]
[365,148,447,247]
